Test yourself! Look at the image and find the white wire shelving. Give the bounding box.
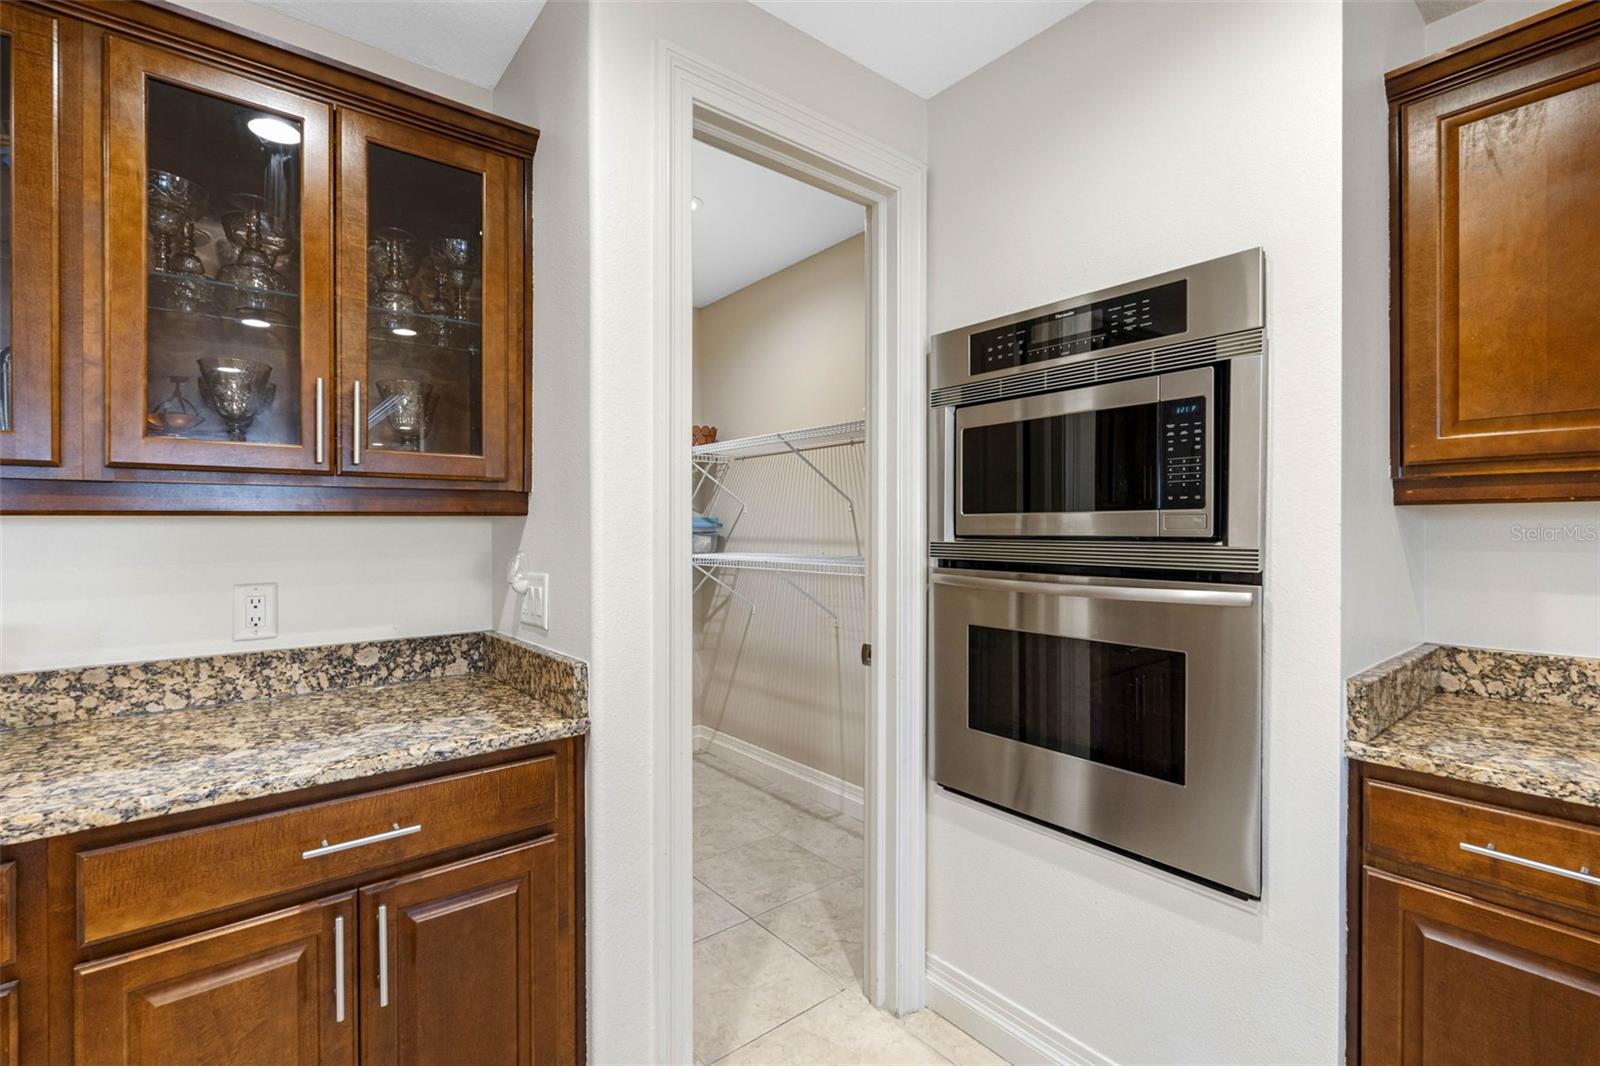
[691,420,867,629]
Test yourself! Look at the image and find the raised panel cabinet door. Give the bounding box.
[0,5,61,466]
[1397,27,1600,470]
[359,839,562,1066]
[103,35,334,473]
[1362,870,1600,1066]
[0,980,16,1066]
[337,109,520,483]
[74,893,356,1066]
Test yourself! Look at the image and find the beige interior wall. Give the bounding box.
[693,234,866,440]
[692,234,868,788]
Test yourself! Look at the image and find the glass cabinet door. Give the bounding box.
[104,37,332,472]
[338,110,516,481]
[0,5,60,466]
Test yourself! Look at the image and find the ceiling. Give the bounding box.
[250,0,546,90]
[1413,0,1483,22]
[692,141,865,308]
[750,0,1092,98]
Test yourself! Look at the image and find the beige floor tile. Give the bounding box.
[754,876,863,986]
[694,921,843,1064]
[777,812,863,875]
[698,835,853,916]
[695,801,775,866]
[900,1010,1009,1066]
[696,879,748,941]
[715,990,951,1065]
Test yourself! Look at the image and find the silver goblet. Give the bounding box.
[375,378,436,451]
[197,356,276,441]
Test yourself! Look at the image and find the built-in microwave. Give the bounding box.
[930,249,1265,574]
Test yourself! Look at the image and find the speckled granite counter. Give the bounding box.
[1347,644,1600,808]
[0,633,589,845]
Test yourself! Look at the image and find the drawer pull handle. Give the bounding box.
[301,823,421,860]
[334,914,346,1022]
[1459,841,1600,887]
[378,903,390,1007]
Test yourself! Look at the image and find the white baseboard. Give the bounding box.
[692,725,864,821]
[925,953,1116,1066]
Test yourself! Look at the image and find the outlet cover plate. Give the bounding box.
[234,583,278,641]
[519,572,549,629]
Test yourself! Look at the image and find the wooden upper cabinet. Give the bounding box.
[104,36,335,474]
[1389,2,1600,503]
[359,840,561,1066]
[0,4,62,467]
[74,893,357,1066]
[337,111,519,482]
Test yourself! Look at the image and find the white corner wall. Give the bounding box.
[490,0,595,661]
[1341,0,1596,667]
[0,7,498,675]
[926,3,1344,1062]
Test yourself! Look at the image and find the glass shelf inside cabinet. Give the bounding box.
[362,144,484,457]
[143,78,305,445]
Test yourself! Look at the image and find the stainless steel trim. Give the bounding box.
[314,378,325,465]
[1459,842,1600,887]
[931,570,1255,607]
[951,366,1214,540]
[352,380,363,465]
[930,540,1263,573]
[301,823,421,860]
[378,903,390,1007]
[930,569,1263,897]
[334,914,346,1023]
[931,248,1264,393]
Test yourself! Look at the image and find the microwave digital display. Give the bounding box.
[970,280,1187,376]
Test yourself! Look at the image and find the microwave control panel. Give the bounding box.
[1160,397,1206,509]
[968,280,1187,376]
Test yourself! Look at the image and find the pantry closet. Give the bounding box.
[687,140,872,1062]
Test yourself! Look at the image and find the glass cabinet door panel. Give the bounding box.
[104,38,332,472]
[338,110,514,482]
[0,6,61,467]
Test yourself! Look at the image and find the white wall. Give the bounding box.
[926,3,1344,1062]
[490,0,594,661]
[1340,0,1596,667]
[0,4,499,675]
[521,3,926,1059]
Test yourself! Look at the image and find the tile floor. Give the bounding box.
[693,752,1007,1065]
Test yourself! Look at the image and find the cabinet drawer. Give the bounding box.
[77,756,556,946]
[1365,781,1600,915]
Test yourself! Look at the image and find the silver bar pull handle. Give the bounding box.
[314,377,325,465]
[378,903,390,1007]
[334,914,346,1022]
[352,380,363,464]
[301,822,421,860]
[930,571,1256,608]
[1459,841,1600,886]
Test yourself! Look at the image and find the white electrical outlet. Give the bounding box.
[234,583,278,641]
[519,572,550,630]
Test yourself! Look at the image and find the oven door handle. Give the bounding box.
[930,572,1256,608]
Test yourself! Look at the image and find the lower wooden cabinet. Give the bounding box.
[0,740,583,1065]
[361,841,560,1066]
[1351,763,1600,1065]
[75,895,357,1066]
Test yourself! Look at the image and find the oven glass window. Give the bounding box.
[961,403,1158,514]
[967,625,1185,783]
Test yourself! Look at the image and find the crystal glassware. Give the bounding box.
[147,170,206,273]
[370,228,423,335]
[219,194,294,324]
[154,222,216,314]
[197,356,276,441]
[375,378,436,451]
[146,375,206,434]
[429,236,479,321]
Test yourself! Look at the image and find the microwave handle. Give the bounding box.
[930,571,1256,608]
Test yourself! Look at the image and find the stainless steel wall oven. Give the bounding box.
[928,250,1267,898]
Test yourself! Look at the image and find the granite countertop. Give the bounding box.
[1347,643,1600,808]
[0,632,589,846]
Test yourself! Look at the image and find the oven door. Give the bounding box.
[930,568,1261,897]
[952,366,1215,538]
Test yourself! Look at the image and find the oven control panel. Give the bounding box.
[1160,397,1206,509]
[968,280,1187,376]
